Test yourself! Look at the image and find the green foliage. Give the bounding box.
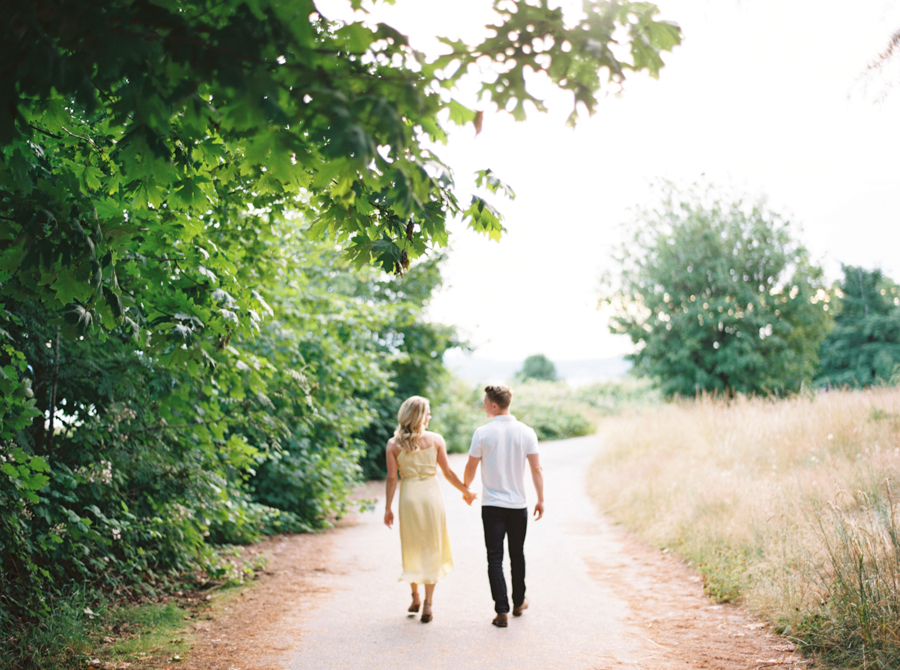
[1,0,680,322]
[511,382,596,440]
[0,231,453,649]
[818,266,900,388]
[435,378,599,449]
[353,257,462,478]
[605,182,830,397]
[575,376,660,414]
[0,2,681,664]
[429,378,486,454]
[102,601,192,662]
[0,586,97,670]
[516,354,558,381]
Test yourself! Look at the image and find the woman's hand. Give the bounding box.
[384,508,394,529]
[462,489,477,506]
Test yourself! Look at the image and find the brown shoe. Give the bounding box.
[492,613,508,627]
[513,599,529,617]
[420,600,433,623]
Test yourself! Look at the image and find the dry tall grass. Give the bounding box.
[589,388,900,669]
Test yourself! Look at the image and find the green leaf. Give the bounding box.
[447,99,476,126]
[50,266,94,307]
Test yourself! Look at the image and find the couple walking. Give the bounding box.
[383,384,545,627]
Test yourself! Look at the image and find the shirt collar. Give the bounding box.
[492,414,515,421]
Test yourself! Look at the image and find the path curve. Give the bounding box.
[282,435,804,670]
[183,434,806,670]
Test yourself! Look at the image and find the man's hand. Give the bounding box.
[463,489,478,506]
[384,508,394,529]
[533,502,544,521]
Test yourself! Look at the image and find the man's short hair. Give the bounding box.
[484,384,513,409]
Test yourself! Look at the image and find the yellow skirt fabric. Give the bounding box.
[397,449,453,584]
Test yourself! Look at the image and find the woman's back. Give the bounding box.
[397,440,438,480]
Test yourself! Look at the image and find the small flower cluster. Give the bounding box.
[111,527,121,541]
[77,460,113,485]
[170,503,190,520]
[106,406,137,432]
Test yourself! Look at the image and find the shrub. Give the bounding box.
[431,378,601,451]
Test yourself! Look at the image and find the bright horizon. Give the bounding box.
[320,0,900,362]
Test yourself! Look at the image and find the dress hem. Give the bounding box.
[398,561,454,585]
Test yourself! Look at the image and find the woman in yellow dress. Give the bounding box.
[384,396,476,623]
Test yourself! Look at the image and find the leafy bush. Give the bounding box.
[431,378,602,451]
[352,257,462,478]
[576,376,661,415]
[511,382,596,441]
[0,232,457,667]
[429,377,485,454]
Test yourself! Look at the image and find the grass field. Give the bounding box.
[589,387,900,669]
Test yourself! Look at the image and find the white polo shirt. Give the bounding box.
[469,415,539,509]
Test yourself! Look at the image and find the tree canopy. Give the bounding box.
[1,0,681,435]
[517,353,558,381]
[605,183,830,397]
[818,266,900,388]
[1,0,683,654]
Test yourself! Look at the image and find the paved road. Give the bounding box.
[287,435,655,670]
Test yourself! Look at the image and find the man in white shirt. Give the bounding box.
[464,384,544,628]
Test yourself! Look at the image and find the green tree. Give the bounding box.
[1,0,681,518]
[353,255,462,479]
[818,266,900,387]
[605,183,830,397]
[0,0,682,653]
[517,354,558,381]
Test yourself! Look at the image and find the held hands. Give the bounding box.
[384,508,394,529]
[462,488,477,506]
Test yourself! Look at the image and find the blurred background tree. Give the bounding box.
[817,266,900,388]
[605,182,831,397]
[516,354,559,382]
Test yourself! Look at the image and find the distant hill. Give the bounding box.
[445,355,632,385]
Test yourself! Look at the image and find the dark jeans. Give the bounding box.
[481,505,528,614]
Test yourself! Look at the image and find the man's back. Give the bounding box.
[469,415,539,509]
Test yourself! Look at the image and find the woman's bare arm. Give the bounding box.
[384,440,400,528]
[433,434,477,505]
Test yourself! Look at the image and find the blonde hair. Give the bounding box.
[394,396,430,452]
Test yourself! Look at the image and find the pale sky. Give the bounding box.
[319,0,900,361]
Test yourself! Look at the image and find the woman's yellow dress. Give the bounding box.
[397,447,453,584]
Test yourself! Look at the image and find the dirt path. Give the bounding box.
[184,435,809,670]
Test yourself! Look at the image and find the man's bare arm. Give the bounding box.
[527,453,544,520]
[464,456,481,489]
